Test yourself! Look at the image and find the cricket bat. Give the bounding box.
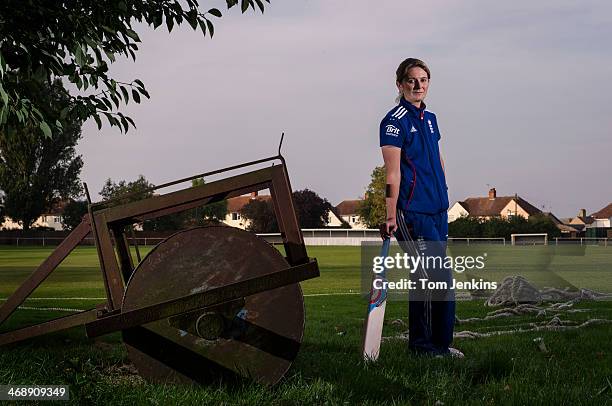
[362,236,391,361]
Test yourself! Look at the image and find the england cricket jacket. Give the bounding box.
[379,98,449,214]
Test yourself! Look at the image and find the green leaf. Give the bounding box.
[208,8,222,17]
[74,46,84,66]
[39,121,52,138]
[0,51,5,78]
[198,20,207,36]
[103,48,116,63]
[241,0,249,13]
[94,114,102,129]
[134,79,145,89]
[153,11,163,28]
[110,93,120,108]
[125,116,136,128]
[120,115,129,132]
[120,86,129,103]
[125,29,140,42]
[186,11,198,29]
[132,89,141,103]
[206,20,214,37]
[0,82,8,106]
[101,25,116,34]
[166,14,175,32]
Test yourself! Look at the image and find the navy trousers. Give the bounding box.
[394,209,455,354]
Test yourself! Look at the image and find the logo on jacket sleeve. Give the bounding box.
[385,124,400,137]
[427,120,434,134]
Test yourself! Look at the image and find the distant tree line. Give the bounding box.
[448,215,561,240]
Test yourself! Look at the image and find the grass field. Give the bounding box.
[1,245,611,405]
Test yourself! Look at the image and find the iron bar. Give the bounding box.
[85,260,319,338]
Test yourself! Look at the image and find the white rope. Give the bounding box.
[16,306,84,312]
[0,297,105,301]
[383,275,612,342]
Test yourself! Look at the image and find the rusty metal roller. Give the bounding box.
[121,226,305,386]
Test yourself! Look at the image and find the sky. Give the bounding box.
[76,0,612,218]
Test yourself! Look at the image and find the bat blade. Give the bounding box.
[362,237,390,361]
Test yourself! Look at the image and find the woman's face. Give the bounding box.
[397,66,429,107]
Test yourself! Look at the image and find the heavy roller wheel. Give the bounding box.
[121,226,305,386]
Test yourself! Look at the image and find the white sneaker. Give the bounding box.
[448,347,464,358]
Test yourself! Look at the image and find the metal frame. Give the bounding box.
[0,156,319,347]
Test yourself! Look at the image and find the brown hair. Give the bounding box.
[395,58,431,83]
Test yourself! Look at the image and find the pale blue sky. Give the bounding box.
[76,0,612,218]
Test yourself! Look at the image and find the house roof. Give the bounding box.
[460,195,542,217]
[335,200,362,216]
[556,223,582,233]
[455,201,469,211]
[591,203,612,219]
[542,212,562,225]
[226,195,271,213]
[570,216,595,225]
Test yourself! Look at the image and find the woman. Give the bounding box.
[379,58,462,357]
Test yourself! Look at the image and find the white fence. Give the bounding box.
[3,233,611,247]
[258,229,381,246]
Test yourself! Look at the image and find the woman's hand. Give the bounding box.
[382,217,397,239]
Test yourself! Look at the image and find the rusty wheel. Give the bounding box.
[121,226,305,386]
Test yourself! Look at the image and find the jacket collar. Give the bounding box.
[399,97,426,119]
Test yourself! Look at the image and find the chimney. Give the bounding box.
[488,188,496,200]
[250,191,258,199]
[578,208,586,218]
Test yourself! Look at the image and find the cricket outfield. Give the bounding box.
[0,245,611,404]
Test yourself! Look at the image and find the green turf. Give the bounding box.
[0,245,611,405]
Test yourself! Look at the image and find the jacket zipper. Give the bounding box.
[419,113,443,211]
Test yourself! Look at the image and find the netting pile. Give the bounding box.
[455,275,612,339]
[484,275,610,307]
[383,275,612,342]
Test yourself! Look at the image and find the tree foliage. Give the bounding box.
[99,175,229,231]
[61,199,88,231]
[0,80,84,230]
[448,214,561,240]
[0,0,269,138]
[292,189,330,229]
[239,198,278,233]
[98,175,179,231]
[99,175,154,205]
[184,177,228,226]
[358,166,386,228]
[239,189,332,233]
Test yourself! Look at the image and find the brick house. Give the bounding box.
[447,188,542,222]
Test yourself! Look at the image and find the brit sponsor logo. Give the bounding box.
[385,124,400,136]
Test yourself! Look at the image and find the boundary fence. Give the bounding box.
[1,231,610,247]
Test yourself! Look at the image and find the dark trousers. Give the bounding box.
[394,209,455,354]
